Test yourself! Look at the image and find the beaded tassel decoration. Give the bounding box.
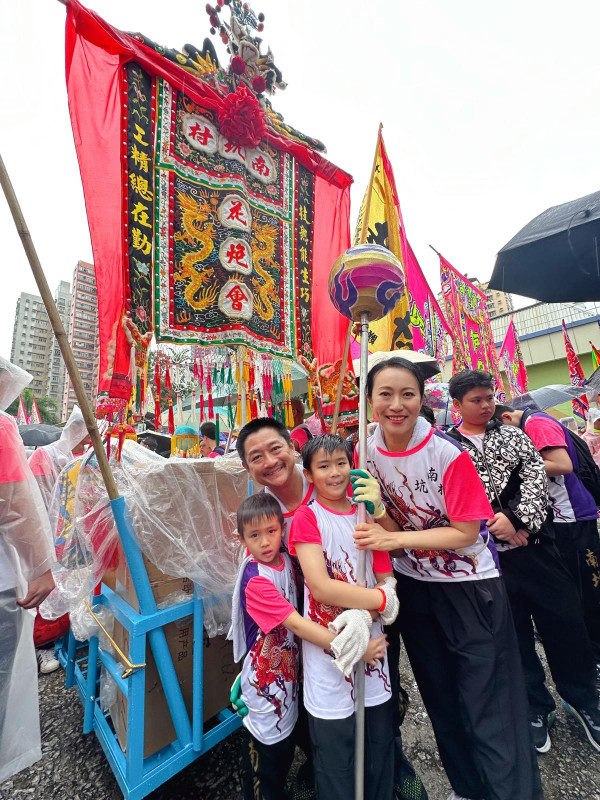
[165,362,175,435]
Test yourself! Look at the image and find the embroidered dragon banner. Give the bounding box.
[65,0,355,423]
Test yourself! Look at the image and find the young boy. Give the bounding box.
[288,435,398,800]
[229,492,386,800]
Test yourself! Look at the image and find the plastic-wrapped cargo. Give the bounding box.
[42,440,246,636]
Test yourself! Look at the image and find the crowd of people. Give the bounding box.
[1,353,600,800]
[230,359,600,800]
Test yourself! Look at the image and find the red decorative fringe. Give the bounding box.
[154,361,161,431]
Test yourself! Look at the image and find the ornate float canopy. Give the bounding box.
[66,0,357,426]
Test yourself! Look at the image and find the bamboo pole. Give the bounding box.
[0,153,119,500]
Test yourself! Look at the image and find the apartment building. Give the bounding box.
[62,261,99,418]
[46,281,72,407]
[10,284,71,400]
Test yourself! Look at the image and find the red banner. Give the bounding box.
[65,1,353,414]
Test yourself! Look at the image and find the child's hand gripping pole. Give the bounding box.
[328,609,372,677]
[376,576,399,626]
[350,469,387,520]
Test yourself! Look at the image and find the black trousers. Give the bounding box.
[397,573,543,800]
[553,520,600,662]
[385,571,427,793]
[499,539,597,715]
[307,699,394,800]
[241,727,296,800]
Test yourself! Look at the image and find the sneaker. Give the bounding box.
[562,700,600,752]
[446,793,475,800]
[36,647,60,674]
[530,710,555,753]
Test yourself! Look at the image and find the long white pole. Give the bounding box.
[354,309,370,800]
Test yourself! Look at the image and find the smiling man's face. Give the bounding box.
[242,427,297,491]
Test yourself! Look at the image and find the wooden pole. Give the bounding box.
[0,153,119,501]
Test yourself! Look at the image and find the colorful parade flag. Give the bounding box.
[439,255,505,397]
[28,398,42,425]
[590,340,600,372]
[65,0,356,425]
[15,395,28,425]
[353,127,450,360]
[562,320,589,419]
[499,317,528,398]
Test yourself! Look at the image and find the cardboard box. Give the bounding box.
[110,550,237,758]
[111,619,237,758]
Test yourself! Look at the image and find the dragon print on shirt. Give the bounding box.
[249,624,298,733]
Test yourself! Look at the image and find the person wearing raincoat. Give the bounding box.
[582,408,600,469]
[29,406,89,510]
[27,406,88,672]
[0,357,55,783]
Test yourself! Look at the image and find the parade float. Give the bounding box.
[36,1,357,797]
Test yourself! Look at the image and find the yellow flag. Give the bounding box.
[353,127,412,352]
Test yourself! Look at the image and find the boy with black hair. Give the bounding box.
[497,403,600,739]
[229,492,386,800]
[449,370,600,753]
[289,434,397,800]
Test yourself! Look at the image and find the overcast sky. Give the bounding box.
[2,0,599,356]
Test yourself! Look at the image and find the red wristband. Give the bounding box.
[376,587,387,613]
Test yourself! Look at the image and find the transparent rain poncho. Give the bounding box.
[29,406,87,510]
[43,440,247,637]
[582,407,600,469]
[0,357,55,782]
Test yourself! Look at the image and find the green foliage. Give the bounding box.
[6,388,59,425]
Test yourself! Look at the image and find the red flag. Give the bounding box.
[499,317,528,398]
[562,320,588,419]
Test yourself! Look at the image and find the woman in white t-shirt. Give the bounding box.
[351,357,543,800]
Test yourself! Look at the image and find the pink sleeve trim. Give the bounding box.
[288,505,322,555]
[442,450,494,521]
[372,549,393,574]
[245,576,295,633]
[525,416,567,451]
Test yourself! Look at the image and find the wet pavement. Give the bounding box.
[1,646,599,800]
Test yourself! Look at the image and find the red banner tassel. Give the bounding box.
[200,390,205,423]
[106,432,111,460]
[117,427,126,462]
[165,363,175,434]
[154,361,161,431]
[207,372,214,419]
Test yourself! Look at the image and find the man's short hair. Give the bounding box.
[419,404,436,426]
[236,417,292,463]
[302,434,353,471]
[236,492,284,537]
[200,421,216,440]
[448,370,494,402]
[493,403,515,421]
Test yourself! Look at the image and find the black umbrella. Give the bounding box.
[489,190,600,302]
[19,423,61,447]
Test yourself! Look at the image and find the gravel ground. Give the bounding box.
[1,645,599,800]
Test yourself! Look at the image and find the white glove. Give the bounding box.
[377,577,399,626]
[328,609,372,677]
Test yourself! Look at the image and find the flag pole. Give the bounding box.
[330,123,383,433]
[0,152,118,499]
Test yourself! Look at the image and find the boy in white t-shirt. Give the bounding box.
[229,492,386,800]
[288,435,398,800]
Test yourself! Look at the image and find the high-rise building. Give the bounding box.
[62,261,99,419]
[46,281,72,408]
[10,284,71,402]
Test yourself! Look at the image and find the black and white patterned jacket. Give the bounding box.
[447,419,548,534]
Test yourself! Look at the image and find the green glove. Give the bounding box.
[350,469,387,519]
[230,672,248,717]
